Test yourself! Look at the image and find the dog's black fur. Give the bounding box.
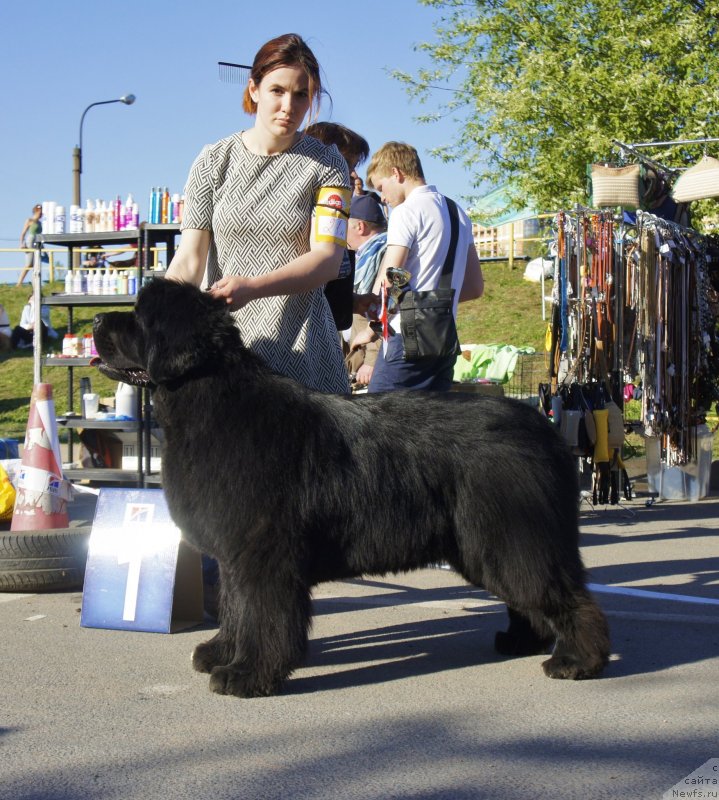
[93,278,610,697]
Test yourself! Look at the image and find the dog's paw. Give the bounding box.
[494,628,554,657]
[208,665,282,698]
[192,639,227,674]
[541,653,605,680]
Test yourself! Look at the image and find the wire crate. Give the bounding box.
[504,352,549,402]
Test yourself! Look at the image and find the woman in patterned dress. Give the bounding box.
[166,33,351,393]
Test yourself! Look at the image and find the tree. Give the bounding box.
[397,0,719,215]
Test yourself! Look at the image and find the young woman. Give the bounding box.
[166,33,351,393]
[17,204,43,286]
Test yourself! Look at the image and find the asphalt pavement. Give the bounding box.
[1,469,718,800]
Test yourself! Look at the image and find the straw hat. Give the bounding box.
[671,154,719,202]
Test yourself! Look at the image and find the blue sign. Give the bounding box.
[80,488,203,633]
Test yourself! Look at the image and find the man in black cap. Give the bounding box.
[346,193,388,386]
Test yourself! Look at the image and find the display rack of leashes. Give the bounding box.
[543,206,719,505]
[625,211,718,468]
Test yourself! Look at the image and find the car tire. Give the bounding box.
[0,527,91,592]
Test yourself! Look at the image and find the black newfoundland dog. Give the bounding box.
[93,279,610,697]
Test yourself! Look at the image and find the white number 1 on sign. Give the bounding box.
[118,503,156,621]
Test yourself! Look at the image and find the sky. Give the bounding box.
[0,0,476,283]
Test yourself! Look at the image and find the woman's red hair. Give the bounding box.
[243,33,323,121]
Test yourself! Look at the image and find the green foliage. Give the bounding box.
[398,0,719,215]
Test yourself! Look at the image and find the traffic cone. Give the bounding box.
[11,383,72,531]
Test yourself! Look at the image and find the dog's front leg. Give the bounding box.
[206,565,312,698]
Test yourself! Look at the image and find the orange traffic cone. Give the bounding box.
[11,383,72,531]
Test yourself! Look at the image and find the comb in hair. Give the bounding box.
[218,61,252,84]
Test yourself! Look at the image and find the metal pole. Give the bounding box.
[73,95,135,212]
[72,146,81,207]
[32,242,42,386]
[625,137,719,149]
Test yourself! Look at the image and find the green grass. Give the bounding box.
[0,281,120,441]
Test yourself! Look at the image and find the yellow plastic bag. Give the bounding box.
[0,464,16,522]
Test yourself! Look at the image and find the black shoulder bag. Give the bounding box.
[398,197,462,362]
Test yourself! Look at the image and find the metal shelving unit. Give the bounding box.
[38,225,180,487]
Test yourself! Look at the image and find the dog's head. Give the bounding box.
[92,278,241,387]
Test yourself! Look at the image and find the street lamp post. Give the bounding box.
[72,94,136,208]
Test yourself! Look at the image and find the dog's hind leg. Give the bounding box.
[538,588,611,680]
[494,607,554,657]
[460,556,610,679]
[498,579,610,680]
[207,566,313,698]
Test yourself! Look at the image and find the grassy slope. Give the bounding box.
[0,263,550,440]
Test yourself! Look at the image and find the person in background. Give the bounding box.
[17,204,43,286]
[10,293,58,349]
[353,174,368,196]
[352,141,484,393]
[165,33,350,394]
[304,121,370,332]
[346,193,388,386]
[0,303,11,352]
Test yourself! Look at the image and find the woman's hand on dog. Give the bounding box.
[209,275,258,311]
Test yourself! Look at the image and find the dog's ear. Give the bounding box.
[136,279,237,384]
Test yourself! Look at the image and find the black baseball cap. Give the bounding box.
[350,194,386,224]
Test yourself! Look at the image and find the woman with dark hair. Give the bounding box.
[166,33,351,393]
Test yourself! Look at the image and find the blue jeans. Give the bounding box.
[367,332,455,393]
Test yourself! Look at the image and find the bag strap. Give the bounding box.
[439,197,459,289]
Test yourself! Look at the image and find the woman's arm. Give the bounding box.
[209,239,344,311]
[19,218,30,246]
[165,229,211,286]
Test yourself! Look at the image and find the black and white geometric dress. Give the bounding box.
[181,131,350,394]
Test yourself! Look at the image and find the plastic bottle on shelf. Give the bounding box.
[171,193,180,224]
[62,333,72,356]
[118,270,128,295]
[102,268,111,295]
[128,272,137,295]
[65,269,74,294]
[83,334,93,358]
[69,205,82,234]
[115,382,137,419]
[92,269,102,295]
[161,187,169,223]
[72,268,82,294]
[85,200,95,233]
[131,201,140,229]
[54,205,65,234]
[124,194,134,229]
